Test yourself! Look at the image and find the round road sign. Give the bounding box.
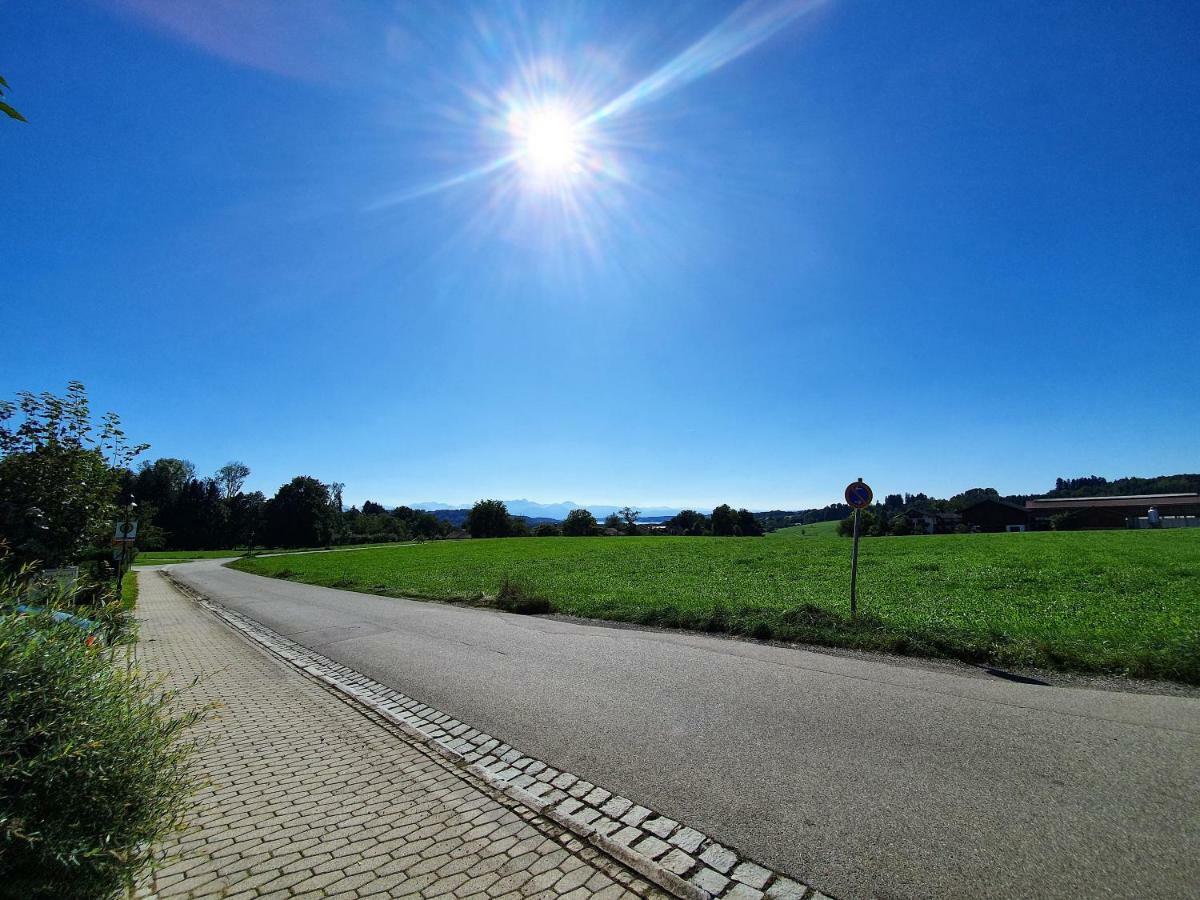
[845,480,873,509]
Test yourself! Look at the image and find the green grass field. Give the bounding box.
[764,520,840,539]
[230,529,1200,682]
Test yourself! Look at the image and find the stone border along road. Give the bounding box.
[168,574,831,900]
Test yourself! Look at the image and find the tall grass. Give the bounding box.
[0,569,201,899]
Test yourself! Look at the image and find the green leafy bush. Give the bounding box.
[0,577,200,899]
[493,576,551,614]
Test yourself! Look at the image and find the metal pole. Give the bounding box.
[116,505,131,590]
[850,507,861,619]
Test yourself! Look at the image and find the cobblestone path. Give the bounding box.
[137,571,666,899]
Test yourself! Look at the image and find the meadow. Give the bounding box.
[231,529,1200,682]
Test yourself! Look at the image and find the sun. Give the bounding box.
[510,101,584,181]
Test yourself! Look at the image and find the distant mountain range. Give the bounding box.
[409,499,683,522]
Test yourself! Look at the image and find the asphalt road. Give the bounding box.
[168,561,1200,900]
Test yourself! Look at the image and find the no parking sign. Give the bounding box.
[845,480,873,509]
[844,479,873,617]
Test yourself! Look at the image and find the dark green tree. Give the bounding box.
[619,506,641,535]
[227,491,266,548]
[736,509,764,536]
[411,510,444,539]
[838,509,880,537]
[711,504,738,536]
[561,508,598,536]
[947,487,1000,511]
[465,499,512,538]
[169,478,227,548]
[264,476,336,547]
[666,509,708,535]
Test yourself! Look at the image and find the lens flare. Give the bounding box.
[370,0,826,268]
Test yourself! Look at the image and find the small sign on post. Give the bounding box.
[844,478,873,618]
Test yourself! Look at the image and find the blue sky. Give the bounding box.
[4,0,1198,510]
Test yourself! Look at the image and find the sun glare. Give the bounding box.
[511,102,583,181]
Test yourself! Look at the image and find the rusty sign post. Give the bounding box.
[844,478,873,618]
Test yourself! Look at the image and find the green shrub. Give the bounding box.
[1050,507,1127,531]
[0,583,200,898]
[493,577,551,614]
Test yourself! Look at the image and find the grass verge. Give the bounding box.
[120,571,139,609]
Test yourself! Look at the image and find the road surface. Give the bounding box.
[170,560,1200,900]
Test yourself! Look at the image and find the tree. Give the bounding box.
[838,509,879,537]
[169,478,227,548]
[619,506,641,535]
[711,504,738,537]
[411,510,444,539]
[228,491,266,548]
[215,461,251,499]
[264,476,336,547]
[947,487,1000,511]
[561,508,598,536]
[736,509,764,537]
[1,74,26,123]
[361,500,387,516]
[0,382,147,568]
[465,499,511,539]
[533,522,560,537]
[603,513,621,531]
[666,509,708,536]
[133,458,195,507]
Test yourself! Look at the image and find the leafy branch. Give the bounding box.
[1,74,28,123]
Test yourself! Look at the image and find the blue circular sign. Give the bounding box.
[845,480,873,509]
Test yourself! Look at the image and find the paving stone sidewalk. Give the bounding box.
[137,571,667,899]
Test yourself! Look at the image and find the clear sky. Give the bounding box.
[4,1,1198,510]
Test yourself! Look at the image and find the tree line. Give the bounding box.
[128,461,459,551]
[109,469,774,550]
[1049,474,1200,497]
[460,501,764,538]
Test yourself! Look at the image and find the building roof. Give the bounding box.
[960,498,1027,514]
[1025,493,1200,510]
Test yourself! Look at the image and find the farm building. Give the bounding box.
[1024,493,1200,529]
[959,499,1029,532]
[900,508,962,534]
